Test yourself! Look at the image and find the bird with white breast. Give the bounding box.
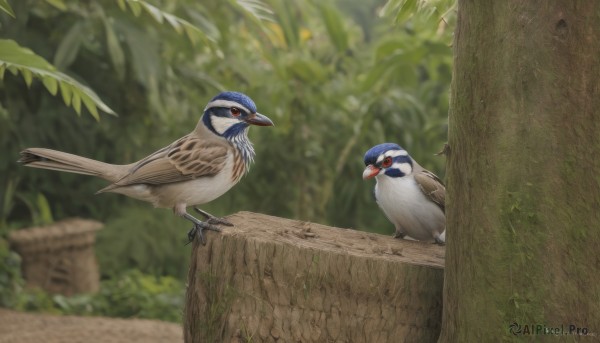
[362,143,446,244]
[19,91,273,244]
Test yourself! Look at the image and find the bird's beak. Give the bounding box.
[245,112,274,126]
[362,165,380,180]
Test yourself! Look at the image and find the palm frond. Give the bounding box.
[0,0,15,18]
[235,0,274,22]
[0,39,116,119]
[117,0,214,46]
[380,0,456,25]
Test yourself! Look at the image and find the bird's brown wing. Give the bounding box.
[102,135,229,190]
[414,169,445,213]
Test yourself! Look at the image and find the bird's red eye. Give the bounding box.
[230,107,241,117]
[382,157,393,168]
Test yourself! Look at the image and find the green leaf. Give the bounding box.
[143,4,164,24]
[71,91,81,115]
[119,22,160,91]
[163,13,183,34]
[286,58,327,83]
[0,39,116,118]
[42,77,58,95]
[21,68,33,87]
[396,0,417,23]
[126,0,142,16]
[103,18,126,80]
[53,21,85,70]
[45,0,67,11]
[314,2,348,52]
[236,0,274,22]
[0,0,15,18]
[36,193,53,225]
[59,81,72,106]
[119,0,213,46]
[381,0,456,26]
[116,0,126,11]
[81,94,100,120]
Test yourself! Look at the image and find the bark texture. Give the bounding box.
[184,211,445,343]
[441,1,600,341]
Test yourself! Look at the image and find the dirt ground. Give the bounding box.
[0,308,183,343]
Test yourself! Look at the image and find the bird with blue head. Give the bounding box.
[363,143,446,244]
[19,91,273,245]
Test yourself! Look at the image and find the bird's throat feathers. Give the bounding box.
[201,113,255,170]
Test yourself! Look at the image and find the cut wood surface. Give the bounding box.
[185,211,445,343]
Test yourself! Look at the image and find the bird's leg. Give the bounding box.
[433,231,446,246]
[434,237,446,246]
[393,230,406,239]
[193,207,234,227]
[183,213,222,245]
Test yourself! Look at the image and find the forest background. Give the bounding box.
[0,0,454,322]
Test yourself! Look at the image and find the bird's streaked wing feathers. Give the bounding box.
[102,135,229,189]
[414,170,445,213]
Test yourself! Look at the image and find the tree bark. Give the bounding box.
[440,1,600,341]
[184,211,445,343]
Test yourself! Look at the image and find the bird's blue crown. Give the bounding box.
[364,143,412,178]
[210,91,257,113]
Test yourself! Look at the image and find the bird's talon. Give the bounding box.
[186,227,197,245]
[185,221,223,245]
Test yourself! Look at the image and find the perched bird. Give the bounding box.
[19,91,273,244]
[362,143,446,244]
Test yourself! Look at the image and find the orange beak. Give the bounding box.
[362,165,380,180]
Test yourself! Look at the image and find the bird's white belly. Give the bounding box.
[156,156,236,208]
[375,176,445,242]
[110,155,237,209]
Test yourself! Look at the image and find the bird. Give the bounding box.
[18,91,274,244]
[362,143,446,244]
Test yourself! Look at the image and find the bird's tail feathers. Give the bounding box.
[19,148,124,182]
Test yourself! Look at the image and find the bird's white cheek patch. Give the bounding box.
[211,116,240,135]
[393,162,413,175]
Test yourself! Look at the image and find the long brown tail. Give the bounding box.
[19,148,127,183]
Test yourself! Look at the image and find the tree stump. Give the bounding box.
[184,212,444,343]
[8,218,103,296]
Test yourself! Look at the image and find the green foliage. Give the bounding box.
[117,0,215,47]
[1,0,454,309]
[381,0,456,25]
[0,0,14,17]
[58,269,185,322]
[3,266,184,322]
[0,39,116,119]
[0,238,25,308]
[95,204,190,279]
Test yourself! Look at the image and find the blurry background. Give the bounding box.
[0,0,453,321]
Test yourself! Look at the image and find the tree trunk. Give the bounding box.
[440,1,600,341]
[184,212,445,343]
